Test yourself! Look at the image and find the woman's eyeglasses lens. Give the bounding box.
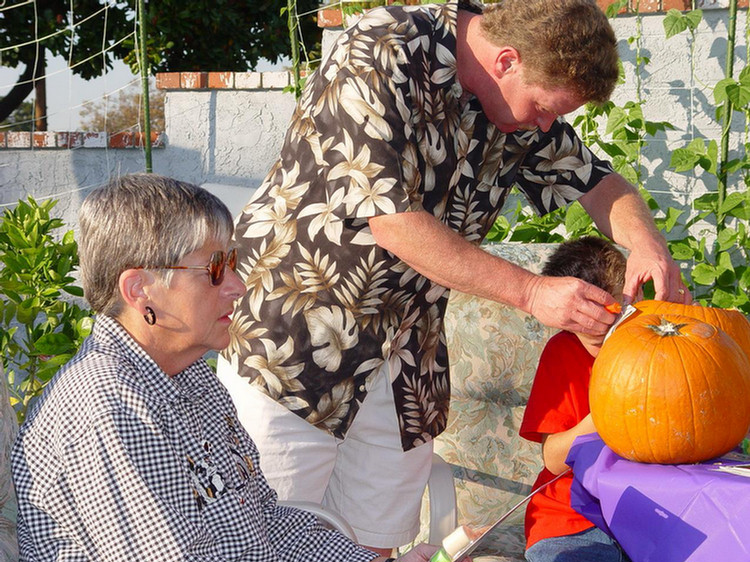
[208,248,238,286]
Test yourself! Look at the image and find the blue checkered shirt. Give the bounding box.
[12,315,377,561]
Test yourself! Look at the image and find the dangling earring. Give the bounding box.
[144,306,156,326]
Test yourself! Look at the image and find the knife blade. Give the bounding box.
[602,303,637,344]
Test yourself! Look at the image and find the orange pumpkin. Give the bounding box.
[632,300,750,360]
[590,313,750,464]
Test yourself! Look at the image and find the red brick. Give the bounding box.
[65,132,85,149]
[0,132,6,148]
[32,132,56,148]
[739,0,748,8]
[56,132,84,149]
[107,132,165,148]
[662,0,692,9]
[317,7,342,28]
[7,132,30,148]
[82,132,107,148]
[208,72,234,89]
[156,72,181,90]
[109,132,136,148]
[235,72,262,89]
[634,0,660,12]
[180,72,208,89]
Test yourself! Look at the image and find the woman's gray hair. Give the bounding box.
[79,174,234,317]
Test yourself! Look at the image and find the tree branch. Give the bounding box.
[0,45,45,123]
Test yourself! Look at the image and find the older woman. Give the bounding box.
[10,175,441,562]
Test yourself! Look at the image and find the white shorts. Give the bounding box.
[216,355,433,548]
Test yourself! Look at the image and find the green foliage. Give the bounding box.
[485,198,598,243]
[339,1,388,16]
[658,4,750,311]
[123,0,321,74]
[0,1,131,81]
[670,138,719,174]
[0,101,34,132]
[0,198,93,423]
[604,0,628,18]
[663,9,703,39]
[714,66,750,108]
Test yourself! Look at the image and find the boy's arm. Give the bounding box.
[540,413,596,475]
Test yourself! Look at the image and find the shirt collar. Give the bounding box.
[445,1,477,106]
[93,315,213,405]
[458,0,484,14]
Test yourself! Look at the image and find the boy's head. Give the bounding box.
[542,236,626,353]
[542,236,626,297]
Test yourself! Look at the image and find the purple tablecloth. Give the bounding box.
[567,433,750,562]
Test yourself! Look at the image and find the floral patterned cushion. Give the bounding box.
[0,367,18,562]
[419,243,560,562]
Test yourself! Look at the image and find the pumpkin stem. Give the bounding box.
[647,318,689,336]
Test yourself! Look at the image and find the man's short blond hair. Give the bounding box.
[480,0,619,104]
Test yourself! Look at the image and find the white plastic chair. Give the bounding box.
[427,452,458,544]
[278,500,358,541]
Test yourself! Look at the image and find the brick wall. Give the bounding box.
[0,132,164,150]
[155,71,292,91]
[0,70,292,151]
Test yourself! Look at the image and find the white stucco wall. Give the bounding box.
[609,9,748,211]
[0,9,746,235]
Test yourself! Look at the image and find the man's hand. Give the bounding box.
[623,245,690,305]
[522,275,619,336]
[579,173,691,305]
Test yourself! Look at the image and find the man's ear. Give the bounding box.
[494,46,520,78]
[118,269,153,313]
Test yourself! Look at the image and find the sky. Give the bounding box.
[0,53,138,131]
[0,53,284,131]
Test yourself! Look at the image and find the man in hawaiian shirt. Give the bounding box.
[219,0,688,555]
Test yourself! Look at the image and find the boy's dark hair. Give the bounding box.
[541,236,626,295]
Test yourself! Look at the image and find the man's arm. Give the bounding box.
[369,211,619,336]
[578,173,690,305]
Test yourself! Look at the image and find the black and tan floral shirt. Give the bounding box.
[225,0,614,451]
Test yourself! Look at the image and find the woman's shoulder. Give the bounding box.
[19,331,147,448]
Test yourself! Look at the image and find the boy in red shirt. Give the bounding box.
[520,237,632,562]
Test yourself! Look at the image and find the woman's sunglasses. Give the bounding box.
[143,248,238,286]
